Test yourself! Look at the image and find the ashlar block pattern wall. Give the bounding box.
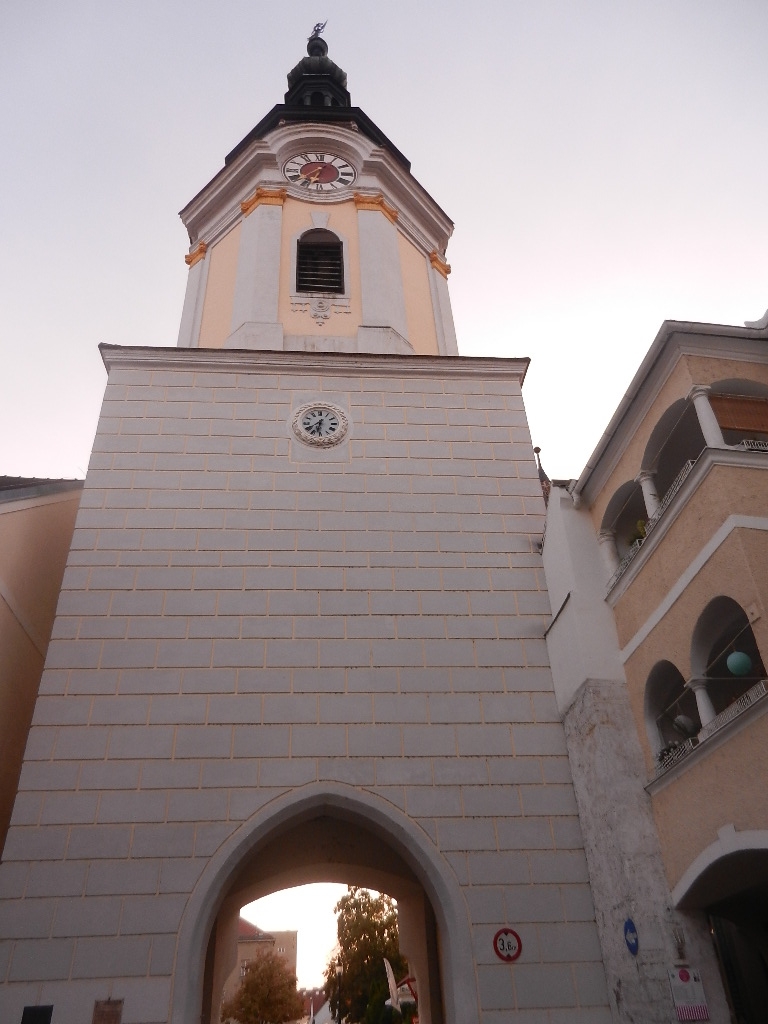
[0,347,610,1024]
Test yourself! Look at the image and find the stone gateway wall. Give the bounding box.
[0,347,610,1024]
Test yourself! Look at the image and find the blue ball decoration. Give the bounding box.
[726,650,752,676]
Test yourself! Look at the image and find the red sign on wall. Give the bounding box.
[493,928,522,963]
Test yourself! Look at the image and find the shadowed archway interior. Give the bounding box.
[172,784,479,1024]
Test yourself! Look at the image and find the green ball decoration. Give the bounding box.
[726,651,752,676]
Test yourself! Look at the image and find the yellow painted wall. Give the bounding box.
[590,359,694,531]
[651,711,768,888]
[618,522,768,888]
[278,197,361,337]
[199,223,242,349]
[613,465,768,649]
[590,354,768,533]
[0,490,81,855]
[399,235,438,356]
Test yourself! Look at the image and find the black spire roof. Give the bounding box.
[224,31,410,170]
[284,25,351,108]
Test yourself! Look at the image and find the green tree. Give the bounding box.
[324,887,408,1024]
[221,948,303,1024]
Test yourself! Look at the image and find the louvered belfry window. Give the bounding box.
[296,229,344,293]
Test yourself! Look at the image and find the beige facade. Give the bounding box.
[220,918,297,1006]
[544,318,768,1023]
[0,480,82,856]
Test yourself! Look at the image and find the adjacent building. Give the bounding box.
[543,316,768,1022]
[219,917,297,1006]
[0,478,82,857]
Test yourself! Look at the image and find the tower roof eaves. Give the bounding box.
[224,104,411,172]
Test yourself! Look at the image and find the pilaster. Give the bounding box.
[356,201,409,344]
[227,194,285,350]
[177,246,210,348]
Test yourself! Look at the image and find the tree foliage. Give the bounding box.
[221,948,303,1024]
[324,887,408,1024]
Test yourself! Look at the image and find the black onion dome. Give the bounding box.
[285,33,351,108]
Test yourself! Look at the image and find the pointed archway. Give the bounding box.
[171,782,479,1024]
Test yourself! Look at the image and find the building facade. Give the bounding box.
[543,317,768,1022]
[0,478,82,858]
[0,32,610,1024]
[219,917,297,1006]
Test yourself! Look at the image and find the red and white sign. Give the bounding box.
[493,928,522,963]
[668,967,709,1021]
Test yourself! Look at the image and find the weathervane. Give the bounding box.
[309,21,327,40]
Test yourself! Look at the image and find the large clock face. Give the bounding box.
[283,152,357,192]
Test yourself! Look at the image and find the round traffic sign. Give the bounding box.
[493,928,522,963]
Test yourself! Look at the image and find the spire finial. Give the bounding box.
[307,20,328,57]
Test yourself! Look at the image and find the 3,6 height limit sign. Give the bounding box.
[493,928,522,963]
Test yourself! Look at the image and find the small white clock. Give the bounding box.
[292,402,349,447]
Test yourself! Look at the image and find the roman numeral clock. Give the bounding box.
[283,152,357,192]
[174,26,459,358]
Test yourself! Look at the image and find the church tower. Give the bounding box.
[177,26,457,359]
[0,31,610,1024]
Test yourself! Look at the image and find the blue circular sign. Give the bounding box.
[624,918,639,956]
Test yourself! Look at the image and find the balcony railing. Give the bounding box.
[654,679,768,778]
[737,439,768,452]
[644,460,695,538]
[607,461,696,592]
[697,679,767,742]
[655,738,697,775]
[606,538,643,591]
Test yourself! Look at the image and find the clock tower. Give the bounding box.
[0,29,610,1024]
[177,26,458,359]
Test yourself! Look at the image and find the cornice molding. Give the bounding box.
[353,191,398,224]
[99,343,529,384]
[429,251,451,279]
[574,322,768,505]
[184,242,207,267]
[241,186,287,216]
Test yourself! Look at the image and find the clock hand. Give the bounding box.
[300,167,323,183]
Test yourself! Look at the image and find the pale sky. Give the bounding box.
[243,883,347,991]
[2,1,767,482]
[2,0,766,989]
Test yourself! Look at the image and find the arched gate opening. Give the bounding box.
[171,784,479,1024]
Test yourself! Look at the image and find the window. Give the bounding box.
[296,229,344,293]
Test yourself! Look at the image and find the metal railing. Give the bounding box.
[607,460,696,592]
[606,538,644,591]
[697,679,767,742]
[737,439,768,452]
[655,738,697,775]
[654,679,768,777]
[644,460,695,538]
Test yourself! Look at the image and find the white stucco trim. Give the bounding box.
[177,253,210,348]
[608,448,768,603]
[672,825,768,908]
[620,514,768,663]
[170,782,479,1024]
[100,343,529,383]
[428,262,459,357]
